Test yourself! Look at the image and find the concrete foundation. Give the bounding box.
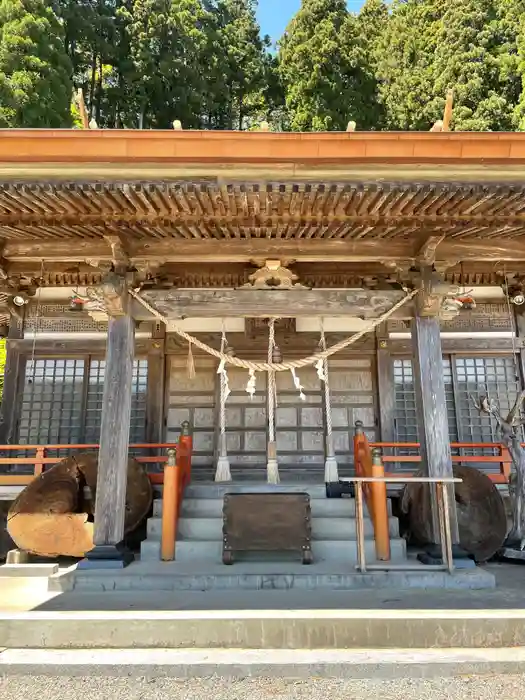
[0,607,524,650]
[53,560,495,593]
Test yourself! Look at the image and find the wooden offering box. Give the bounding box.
[222,492,313,565]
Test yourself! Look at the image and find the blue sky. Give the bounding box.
[256,1,365,44]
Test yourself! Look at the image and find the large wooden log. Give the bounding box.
[401,466,507,562]
[6,453,152,558]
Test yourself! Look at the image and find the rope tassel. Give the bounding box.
[187,341,196,379]
[266,318,280,484]
[290,368,306,402]
[320,321,339,484]
[215,327,232,482]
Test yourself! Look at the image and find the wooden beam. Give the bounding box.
[375,326,395,443]
[87,293,135,565]
[145,323,166,445]
[5,212,525,227]
[103,234,129,274]
[77,89,89,129]
[416,235,446,266]
[0,322,24,445]
[141,288,406,319]
[411,315,459,545]
[6,237,525,265]
[442,90,454,132]
[514,308,525,389]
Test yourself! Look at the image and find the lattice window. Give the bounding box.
[18,359,85,450]
[84,359,148,446]
[393,359,418,446]
[453,356,521,446]
[392,355,521,465]
[393,357,458,455]
[17,357,148,454]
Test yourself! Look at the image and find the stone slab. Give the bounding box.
[140,537,407,563]
[60,566,495,594]
[0,564,59,578]
[146,516,400,540]
[0,606,521,650]
[2,647,525,679]
[156,497,393,518]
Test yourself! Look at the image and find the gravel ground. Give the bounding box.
[1,675,524,700]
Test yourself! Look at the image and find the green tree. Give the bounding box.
[55,0,128,127]
[278,0,372,131]
[376,0,445,130]
[501,0,525,128]
[206,0,273,130]
[432,0,518,131]
[120,0,211,129]
[350,0,389,129]
[0,0,73,127]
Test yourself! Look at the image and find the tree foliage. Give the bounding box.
[0,0,72,127]
[5,0,525,132]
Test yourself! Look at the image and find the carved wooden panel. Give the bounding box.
[388,304,514,333]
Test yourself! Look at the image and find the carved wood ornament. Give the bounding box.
[242,260,307,290]
[414,265,466,321]
[84,273,128,318]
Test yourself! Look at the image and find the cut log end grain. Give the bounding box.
[7,512,94,558]
[401,465,507,562]
[7,452,152,558]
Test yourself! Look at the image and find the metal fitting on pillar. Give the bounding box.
[371,447,383,465]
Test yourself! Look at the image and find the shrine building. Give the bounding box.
[0,128,524,588]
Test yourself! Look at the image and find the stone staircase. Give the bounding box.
[140,482,407,565]
[57,482,496,592]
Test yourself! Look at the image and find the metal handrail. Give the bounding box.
[346,476,462,575]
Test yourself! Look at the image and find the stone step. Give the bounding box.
[153,497,393,518]
[183,483,330,499]
[140,537,407,563]
[1,601,508,650]
[146,516,400,540]
[53,560,495,593]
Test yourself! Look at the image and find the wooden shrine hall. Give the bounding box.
[1,128,525,577]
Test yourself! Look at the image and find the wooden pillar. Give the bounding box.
[0,321,24,445]
[145,321,166,445]
[514,308,525,389]
[375,324,395,443]
[81,291,135,567]
[411,314,459,545]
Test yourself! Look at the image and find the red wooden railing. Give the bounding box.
[372,442,513,484]
[0,443,177,486]
[0,423,194,563]
[353,427,512,569]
